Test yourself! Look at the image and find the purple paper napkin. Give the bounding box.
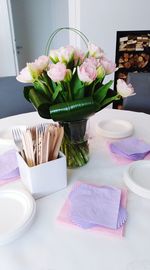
[69,183,127,230]
[110,137,150,160]
[0,149,20,181]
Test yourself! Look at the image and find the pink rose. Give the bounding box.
[77,61,97,83]
[47,63,67,82]
[100,57,116,75]
[117,79,135,97]
[88,43,104,58]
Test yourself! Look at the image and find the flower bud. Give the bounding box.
[64,69,72,82]
[49,49,59,63]
[96,65,105,80]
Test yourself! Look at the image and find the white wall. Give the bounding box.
[80,0,150,62]
[49,0,69,49]
[0,0,17,77]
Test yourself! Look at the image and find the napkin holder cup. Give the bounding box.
[17,151,67,199]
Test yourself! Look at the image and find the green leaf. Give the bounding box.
[93,80,113,104]
[49,56,57,64]
[27,88,51,119]
[52,84,62,101]
[33,80,51,98]
[95,89,119,111]
[24,86,34,102]
[100,95,119,110]
[50,97,98,122]
[70,71,85,99]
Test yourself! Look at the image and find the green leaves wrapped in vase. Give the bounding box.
[16,27,135,168]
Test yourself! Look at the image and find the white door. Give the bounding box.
[0,0,70,76]
[0,0,18,77]
[10,0,29,71]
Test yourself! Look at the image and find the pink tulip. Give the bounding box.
[34,55,49,72]
[84,57,100,68]
[100,57,116,75]
[57,45,74,63]
[16,66,34,83]
[74,48,85,65]
[88,43,104,58]
[47,63,67,82]
[77,61,97,83]
[117,79,135,97]
[17,56,49,83]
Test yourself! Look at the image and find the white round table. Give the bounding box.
[0,109,150,270]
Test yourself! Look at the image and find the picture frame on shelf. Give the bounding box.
[113,30,150,109]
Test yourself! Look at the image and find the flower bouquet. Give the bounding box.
[17,27,134,168]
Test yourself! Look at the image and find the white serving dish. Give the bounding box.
[17,151,67,199]
[124,160,150,199]
[96,119,134,139]
[0,189,36,245]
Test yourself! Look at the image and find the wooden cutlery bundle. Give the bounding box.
[12,123,64,167]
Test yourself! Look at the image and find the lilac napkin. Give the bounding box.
[69,183,127,230]
[110,137,150,160]
[0,149,20,181]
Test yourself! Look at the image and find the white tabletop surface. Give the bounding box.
[0,109,150,270]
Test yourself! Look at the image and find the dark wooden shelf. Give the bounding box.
[116,67,150,72]
[117,48,150,55]
[113,30,150,109]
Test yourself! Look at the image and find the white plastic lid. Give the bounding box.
[124,160,150,199]
[96,119,134,139]
[0,189,36,245]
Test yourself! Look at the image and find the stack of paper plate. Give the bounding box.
[124,160,150,199]
[0,189,36,245]
[96,119,134,139]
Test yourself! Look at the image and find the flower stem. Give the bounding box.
[67,83,72,101]
[61,133,89,168]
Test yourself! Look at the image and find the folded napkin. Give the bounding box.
[0,149,20,184]
[57,182,128,237]
[69,183,127,230]
[109,137,150,161]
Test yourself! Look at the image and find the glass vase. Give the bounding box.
[60,119,89,169]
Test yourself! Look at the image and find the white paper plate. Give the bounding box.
[124,160,150,199]
[96,119,134,138]
[0,189,36,245]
